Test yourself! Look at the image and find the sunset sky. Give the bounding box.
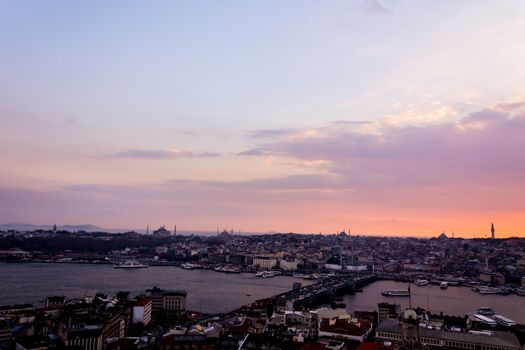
[1,1,525,237]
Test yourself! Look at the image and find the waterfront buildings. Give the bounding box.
[145,287,187,316]
[376,317,522,350]
[253,257,278,270]
[1,229,525,349]
[162,290,187,316]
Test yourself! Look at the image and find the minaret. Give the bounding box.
[491,223,495,240]
[408,284,412,309]
[146,225,149,235]
[174,225,177,236]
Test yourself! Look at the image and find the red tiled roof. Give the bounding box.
[320,318,371,337]
[133,298,152,307]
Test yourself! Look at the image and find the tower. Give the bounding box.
[174,225,176,236]
[402,308,420,350]
[491,223,495,240]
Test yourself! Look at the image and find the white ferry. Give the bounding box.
[440,281,449,289]
[255,270,281,278]
[181,263,202,270]
[471,314,497,326]
[494,315,516,327]
[113,260,149,269]
[382,290,410,297]
[415,279,430,286]
[477,286,502,295]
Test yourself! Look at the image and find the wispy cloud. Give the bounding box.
[248,129,297,139]
[170,129,197,137]
[361,0,392,15]
[237,148,273,156]
[109,149,221,159]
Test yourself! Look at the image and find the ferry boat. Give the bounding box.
[471,314,497,326]
[256,270,281,278]
[476,307,495,316]
[382,290,410,297]
[181,263,202,270]
[440,281,449,289]
[477,286,502,295]
[214,266,241,273]
[113,260,149,269]
[415,279,430,286]
[494,315,516,327]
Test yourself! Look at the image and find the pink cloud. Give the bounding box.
[2,103,525,237]
[242,103,525,189]
[108,149,221,159]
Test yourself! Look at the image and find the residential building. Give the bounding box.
[132,298,152,326]
[162,290,187,315]
[253,257,277,269]
[378,303,398,323]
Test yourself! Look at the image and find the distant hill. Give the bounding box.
[0,223,104,232]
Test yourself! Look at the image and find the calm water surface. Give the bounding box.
[343,280,525,323]
[0,263,308,313]
[2,264,524,322]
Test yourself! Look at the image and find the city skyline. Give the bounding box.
[2,1,525,237]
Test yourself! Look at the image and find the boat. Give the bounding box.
[223,266,241,273]
[440,281,449,289]
[246,293,252,296]
[181,263,202,270]
[382,290,410,297]
[477,286,502,295]
[494,315,516,327]
[303,273,321,280]
[415,279,430,286]
[215,266,241,273]
[471,314,497,326]
[256,270,281,278]
[113,260,148,269]
[514,287,525,296]
[476,307,495,316]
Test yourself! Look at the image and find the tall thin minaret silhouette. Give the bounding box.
[408,284,412,309]
[491,223,495,240]
[174,225,176,236]
[146,225,149,235]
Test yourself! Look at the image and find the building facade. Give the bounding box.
[132,298,152,325]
